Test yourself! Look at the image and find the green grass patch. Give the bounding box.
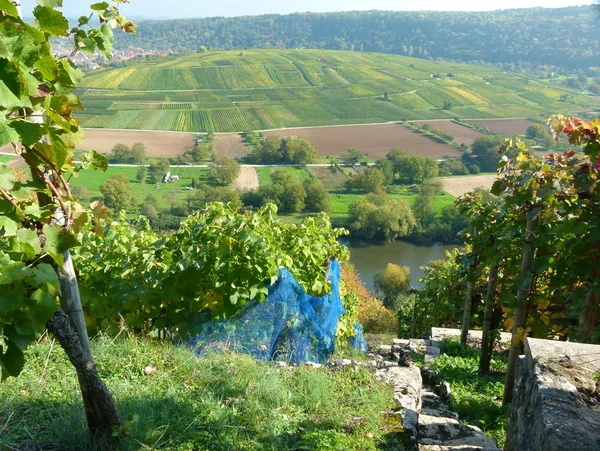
[430,339,508,448]
[0,337,398,450]
[256,166,314,186]
[70,165,210,210]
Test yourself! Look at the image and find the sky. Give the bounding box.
[20,0,599,19]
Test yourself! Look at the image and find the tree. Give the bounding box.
[348,197,415,241]
[141,204,159,221]
[282,136,318,164]
[149,160,170,183]
[0,0,135,440]
[71,185,91,206]
[100,175,135,212]
[252,136,282,164]
[131,142,147,164]
[208,157,241,186]
[136,165,147,183]
[270,170,306,212]
[110,143,132,163]
[383,91,390,101]
[469,135,505,172]
[375,159,395,185]
[341,148,367,166]
[345,167,386,192]
[525,124,547,140]
[304,179,330,212]
[374,263,411,309]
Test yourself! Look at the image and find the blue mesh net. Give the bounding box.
[187,259,367,363]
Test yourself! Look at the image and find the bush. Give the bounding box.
[358,297,399,334]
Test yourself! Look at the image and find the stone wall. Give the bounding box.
[506,338,600,451]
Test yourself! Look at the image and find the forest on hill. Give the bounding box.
[113,7,600,73]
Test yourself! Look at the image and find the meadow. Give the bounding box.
[76,49,600,134]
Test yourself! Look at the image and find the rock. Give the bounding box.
[424,354,436,365]
[143,365,158,376]
[376,365,422,412]
[418,414,497,448]
[410,338,430,346]
[421,368,441,386]
[506,338,600,451]
[303,362,322,368]
[378,344,392,356]
[426,346,441,356]
[400,350,414,367]
[382,410,418,451]
[393,338,410,346]
[434,381,451,400]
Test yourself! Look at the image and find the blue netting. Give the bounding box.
[187,259,367,363]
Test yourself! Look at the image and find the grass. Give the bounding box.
[70,165,210,210]
[430,339,508,448]
[256,166,314,186]
[0,336,400,450]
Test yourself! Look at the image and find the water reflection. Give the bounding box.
[340,239,458,292]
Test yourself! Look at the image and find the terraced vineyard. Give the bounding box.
[76,49,600,133]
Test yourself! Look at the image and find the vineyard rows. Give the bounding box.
[75,49,600,133]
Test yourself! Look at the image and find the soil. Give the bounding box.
[413,120,484,146]
[464,119,535,136]
[232,166,259,191]
[215,133,249,159]
[438,174,497,198]
[265,123,462,159]
[81,129,196,157]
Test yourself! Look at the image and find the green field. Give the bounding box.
[76,49,599,133]
[71,165,209,210]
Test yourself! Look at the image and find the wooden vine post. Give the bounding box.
[0,0,136,441]
[503,212,539,404]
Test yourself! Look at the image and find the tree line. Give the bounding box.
[113,7,600,74]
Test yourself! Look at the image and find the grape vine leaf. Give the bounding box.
[0,341,25,381]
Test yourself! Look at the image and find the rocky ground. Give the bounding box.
[374,338,501,451]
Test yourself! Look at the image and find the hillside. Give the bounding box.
[112,7,600,71]
[76,49,599,133]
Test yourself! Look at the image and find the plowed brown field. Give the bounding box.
[413,120,484,146]
[215,133,249,159]
[439,174,497,198]
[265,123,461,159]
[464,119,535,136]
[81,129,195,157]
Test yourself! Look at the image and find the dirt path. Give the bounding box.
[438,174,497,198]
[233,166,259,191]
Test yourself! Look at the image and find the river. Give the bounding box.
[341,239,458,292]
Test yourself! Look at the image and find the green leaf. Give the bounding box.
[0,215,19,236]
[43,224,77,266]
[32,264,58,285]
[31,287,59,328]
[37,0,63,7]
[90,2,110,11]
[16,228,41,258]
[0,341,25,381]
[0,117,20,148]
[83,150,108,171]
[0,59,32,109]
[34,5,69,36]
[8,120,43,147]
[0,0,19,17]
[0,164,15,190]
[0,0,18,16]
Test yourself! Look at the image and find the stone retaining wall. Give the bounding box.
[506,338,600,451]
